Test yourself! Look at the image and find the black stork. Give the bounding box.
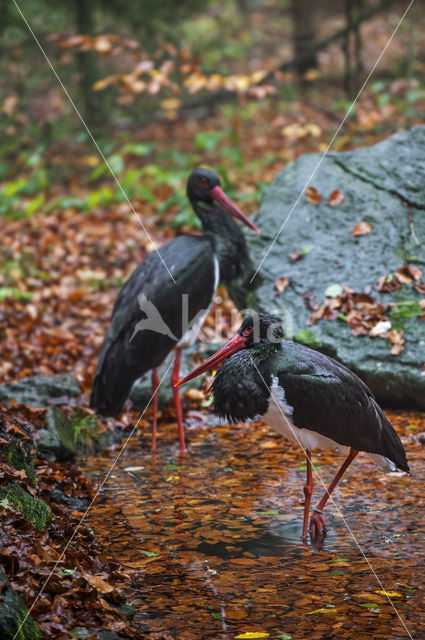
[178,313,409,539]
[90,168,259,452]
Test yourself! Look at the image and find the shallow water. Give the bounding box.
[81,410,425,640]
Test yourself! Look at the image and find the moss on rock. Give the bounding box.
[0,484,52,531]
[0,571,41,640]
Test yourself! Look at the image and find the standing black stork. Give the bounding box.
[90,168,259,452]
[178,313,409,539]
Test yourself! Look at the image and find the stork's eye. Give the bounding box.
[200,176,209,187]
[242,326,253,337]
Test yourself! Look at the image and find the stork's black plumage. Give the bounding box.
[90,168,259,451]
[178,314,409,539]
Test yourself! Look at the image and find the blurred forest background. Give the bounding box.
[1,0,424,389]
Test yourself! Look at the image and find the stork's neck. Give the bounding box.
[212,343,282,422]
[193,201,251,284]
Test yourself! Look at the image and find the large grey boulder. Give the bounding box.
[235,126,425,409]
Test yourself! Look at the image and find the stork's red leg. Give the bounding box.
[171,347,186,452]
[310,447,359,537]
[151,368,160,453]
[302,449,313,540]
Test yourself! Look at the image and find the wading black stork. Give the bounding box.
[178,314,409,539]
[90,168,259,452]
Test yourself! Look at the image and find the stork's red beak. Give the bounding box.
[177,333,248,386]
[209,185,259,233]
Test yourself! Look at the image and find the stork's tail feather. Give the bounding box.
[90,357,138,417]
[373,400,409,473]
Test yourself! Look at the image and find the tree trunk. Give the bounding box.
[290,0,317,78]
[343,0,365,98]
[74,0,106,136]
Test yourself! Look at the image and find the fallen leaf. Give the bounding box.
[259,440,278,449]
[375,590,403,597]
[307,607,337,615]
[324,283,343,298]
[138,549,160,557]
[305,186,322,204]
[234,633,270,639]
[81,573,114,594]
[354,592,385,603]
[328,189,344,206]
[369,320,391,336]
[350,221,372,236]
[288,252,303,262]
[3,94,18,115]
[389,329,405,355]
[274,277,289,294]
[184,388,205,401]
[395,262,422,283]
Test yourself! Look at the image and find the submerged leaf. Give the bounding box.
[307,607,337,615]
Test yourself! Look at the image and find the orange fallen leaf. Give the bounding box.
[274,277,289,294]
[328,189,344,206]
[350,221,372,236]
[184,388,205,402]
[395,262,422,283]
[305,186,322,204]
[259,439,278,449]
[82,572,114,594]
[389,329,404,355]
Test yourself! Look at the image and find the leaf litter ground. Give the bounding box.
[81,408,425,640]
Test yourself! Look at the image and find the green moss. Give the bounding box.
[389,300,423,330]
[294,330,324,349]
[0,484,51,531]
[0,583,41,640]
[7,443,36,485]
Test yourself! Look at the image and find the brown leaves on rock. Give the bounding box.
[305,187,345,206]
[308,290,389,337]
[389,329,405,355]
[305,186,322,204]
[376,263,423,292]
[306,262,425,356]
[274,277,289,294]
[350,221,372,236]
[328,189,344,206]
[306,288,406,354]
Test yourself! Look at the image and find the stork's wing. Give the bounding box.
[91,235,217,415]
[274,341,409,471]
